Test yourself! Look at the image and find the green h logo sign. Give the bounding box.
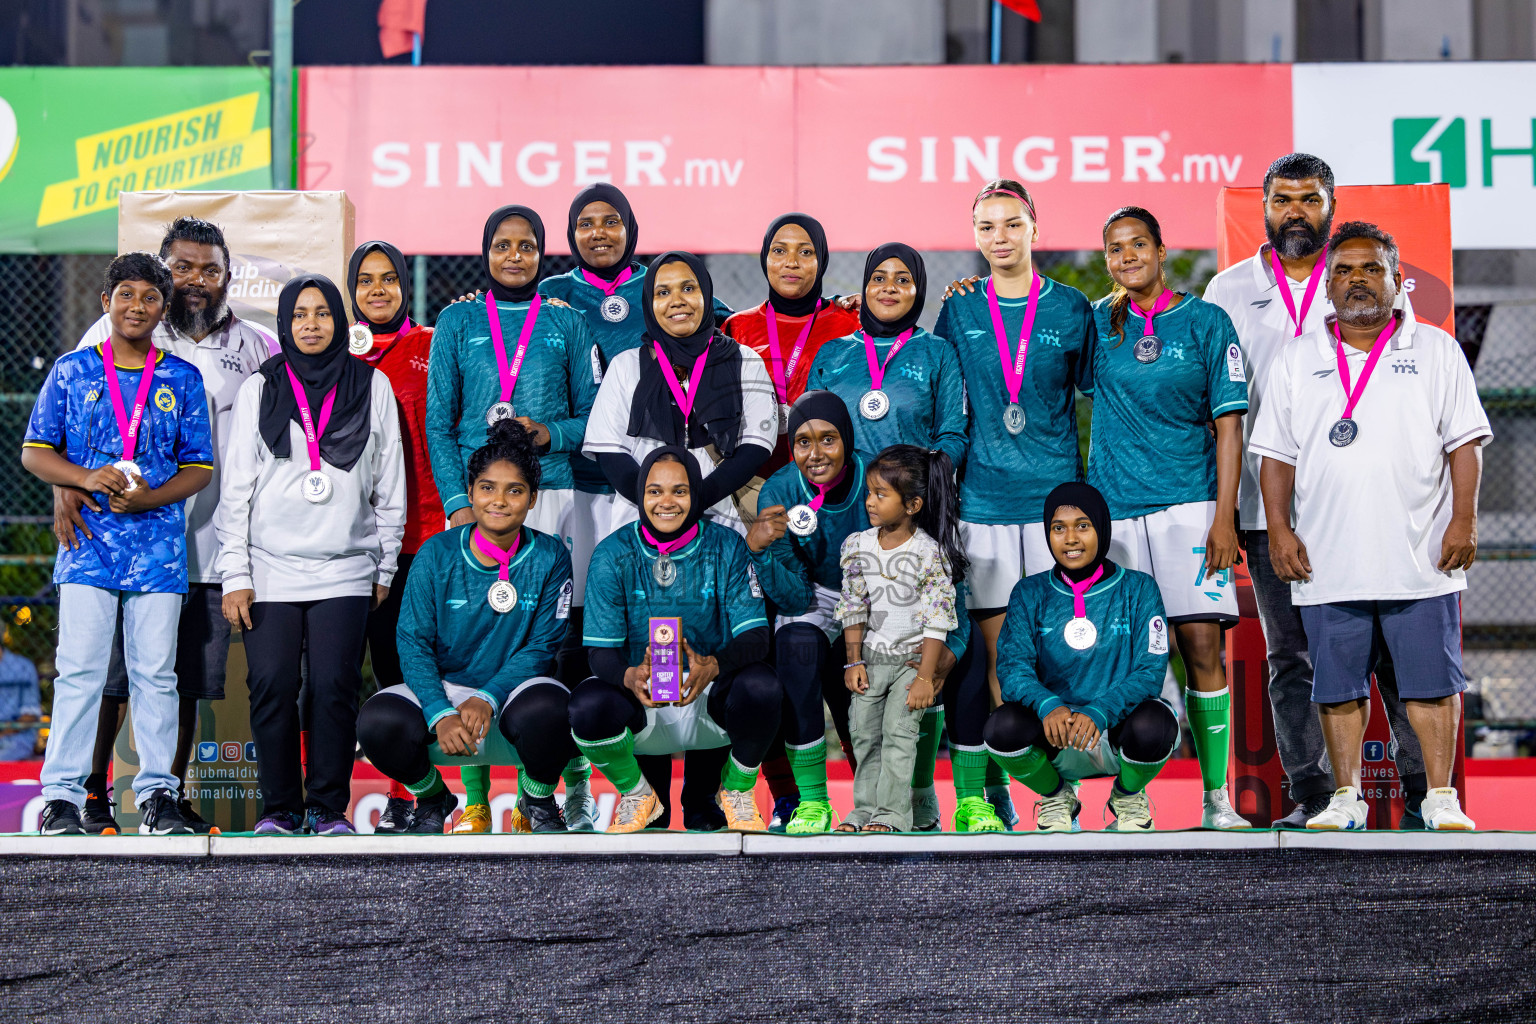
[1393,117,1467,187]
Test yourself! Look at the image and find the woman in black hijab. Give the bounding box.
[215,274,407,836]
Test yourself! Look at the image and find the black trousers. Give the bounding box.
[774,622,852,750]
[944,621,991,747]
[361,553,413,691]
[244,596,369,815]
[982,699,1180,764]
[356,682,577,788]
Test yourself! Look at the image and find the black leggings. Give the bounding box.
[774,622,852,748]
[244,596,369,815]
[568,664,783,771]
[357,681,578,788]
[943,621,991,747]
[982,699,1180,764]
[362,552,413,690]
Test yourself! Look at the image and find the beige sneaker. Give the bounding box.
[716,788,767,832]
[606,781,662,834]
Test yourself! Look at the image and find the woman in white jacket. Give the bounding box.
[215,275,406,836]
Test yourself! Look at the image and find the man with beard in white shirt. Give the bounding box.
[1203,154,1428,829]
[59,217,275,835]
[1252,222,1487,831]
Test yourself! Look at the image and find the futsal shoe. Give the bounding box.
[139,790,196,835]
[1420,788,1475,831]
[716,788,768,832]
[253,810,303,835]
[1272,791,1332,829]
[305,808,356,836]
[1034,782,1082,833]
[452,802,491,834]
[40,799,86,836]
[1306,788,1369,831]
[607,781,663,833]
[985,785,1020,831]
[769,796,799,833]
[177,795,220,835]
[785,799,836,834]
[408,789,458,834]
[910,786,940,832]
[562,778,597,832]
[1200,787,1249,829]
[81,788,120,835]
[375,795,413,834]
[1397,798,1426,831]
[518,794,568,833]
[684,806,727,832]
[1106,785,1155,831]
[953,795,1006,833]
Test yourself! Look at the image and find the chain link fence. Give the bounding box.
[2,250,1532,749]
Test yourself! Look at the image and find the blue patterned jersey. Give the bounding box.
[1084,294,1249,519]
[583,519,768,664]
[24,344,213,593]
[933,277,1094,525]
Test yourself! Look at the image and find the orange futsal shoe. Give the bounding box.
[451,802,491,834]
[717,788,767,832]
[508,801,532,834]
[606,782,663,833]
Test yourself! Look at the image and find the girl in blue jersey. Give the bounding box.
[985,482,1179,832]
[425,204,600,832]
[356,419,579,834]
[1086,207,1249,829]
[570,446,782,833]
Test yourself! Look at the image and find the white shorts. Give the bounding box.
[377,678,567,768]
[1109,501,1239,623]
[776,583,841,642]
[960,520,1053,611]
[633,680,731,756]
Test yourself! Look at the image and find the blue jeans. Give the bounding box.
[43,584,181,807]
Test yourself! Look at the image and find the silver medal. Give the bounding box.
[1063,617,1097,651]
[600,294,630,323]
[1002,403,1026,436]
[786,504,818,537]
[302,469,333,504]
[485,401,515,426]
[113,459,143,491]
[778,403,793,435]
[653,554,677,586]
[348,324,374,355]
[487,579,518,613]
[860,389,890,420]
[1133,335,1163,364]
[1329,418,1359,448]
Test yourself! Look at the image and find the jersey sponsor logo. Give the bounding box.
[1250,299,1272,308]
[154,385,176,411]
[1392,361,1419,375]
[447,598,467,609]
[85,388,100,402]
[1226,344,1246,382]
[556,578,574,620]
[746,564,764,599]
[1312,368,1337,378]
[1148,616,1168,655]
[220,354,244,372]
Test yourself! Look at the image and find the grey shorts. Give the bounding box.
[103,584,231,701]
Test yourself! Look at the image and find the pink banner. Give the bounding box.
[300,64,1291,254]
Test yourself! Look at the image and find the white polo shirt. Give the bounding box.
[78,314,277,584]
[1248,310,1491,606]
[1203,244,1413,531]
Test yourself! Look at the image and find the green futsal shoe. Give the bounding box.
[784,799,837,834]
[953,795,1006,833]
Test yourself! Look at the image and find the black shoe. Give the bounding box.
[683,806,727,832]
[375,795,414,834]
[82,789,120,835]
[138,790,195,835]
[518,794,568,833]
[176,797,218,835]
[1398,796,1427,831]
[408,789,458,834]
[41,799,86,835]
[1272,792,1332,830]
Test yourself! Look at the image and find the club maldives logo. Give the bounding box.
[1394,115,1536,188]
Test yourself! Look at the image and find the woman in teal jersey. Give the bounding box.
[356,419,579,834]
[1085,206,1248,829]
[984,482,1179,832]
[424,204,600,830]
[806,243,967,471]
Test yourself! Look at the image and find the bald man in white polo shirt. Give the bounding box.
[1252,222,1488,832]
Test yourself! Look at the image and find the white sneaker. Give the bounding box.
[562,777,596,832]
[1306,787,1369,830]
[1034,783,1081,833]
[1420,788,1475,831]
[1106,785,1154,831]
[1201,787,1249,829]
[910,785,940,832]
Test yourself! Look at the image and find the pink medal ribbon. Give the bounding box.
[986,274,1040,434]
[764,299,822,410]
[1133,290,1175,336]
[1268,244,1328,338]
[352,317,412,364]
[1060,565,1105,650]
[1129,289,1176,363]
[1327,315,1397,447]
[472,526,523,611]
[100,337,158,474]
[857,327,914,421]
[787,463,847,536]
[580,266,633,297]
[486,292,541,421]
[652,341,709,448]
[283,364,337,473]
[641,522,700,584]
[805,464,847,514]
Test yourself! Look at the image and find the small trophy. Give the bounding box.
[649,617,682,703]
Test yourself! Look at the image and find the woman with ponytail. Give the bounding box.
[834,445,962,832]
[1085,207,1249,829]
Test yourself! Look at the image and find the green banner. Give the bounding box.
[0,67,272,254]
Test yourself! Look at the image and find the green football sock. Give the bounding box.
[720,754,759,793]
[520,773,557,799]
[406,767,446,799]
[991,745,1061,797]
[984,753,1007,789]
[575,729,643,793]
[910,709,944,788]
[461,764,491,806]
[1186,687,1231,791]
[563,756,591,789]
[950,745,989,800]
[784,738,828,802]
[1117,750,1171,795]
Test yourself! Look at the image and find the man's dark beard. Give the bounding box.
[167,287,229,338]
[1266,215,1331,260]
